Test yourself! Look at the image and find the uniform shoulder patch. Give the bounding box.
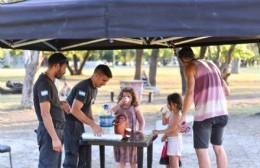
[41,90,48,96]
[78,90,86,97]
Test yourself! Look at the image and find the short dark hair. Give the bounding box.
[178,47,195,60]
[48,53,68,67]
[167,93,183,111]
[94,64,112,78]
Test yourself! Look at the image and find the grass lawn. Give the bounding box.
[0,66,260,115]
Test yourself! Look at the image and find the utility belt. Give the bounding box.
[53,120,65,129]
[39,120,65,130]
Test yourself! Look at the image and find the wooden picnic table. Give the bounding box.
[80,133,158,168]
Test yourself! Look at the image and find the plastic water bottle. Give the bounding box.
[101,104,107,113]
[99,104,114,127]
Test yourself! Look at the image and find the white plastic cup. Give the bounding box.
[161,104,169,114]
[125,128,132,138]
[124,97,130,103]
[161,104,171,118]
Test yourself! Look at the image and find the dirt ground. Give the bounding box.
[0,93,260,168]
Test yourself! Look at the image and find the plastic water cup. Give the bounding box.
[124,97,130,103]
[125,128,132,137]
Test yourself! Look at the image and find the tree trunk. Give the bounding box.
[149,49,159,86]
[199,46,207,59]
[21,51,43,108]
[73,54,79,73]
[226,44,236,64]
[4,49,11,67]
[208,46,212,60]
[67,51,92,75]
[134,49,143,80]
[213,46,221,67]
[175,48,186,95]
[78,51,92,74]
[257,43,260,55]
[231,58,240,74]
[220,45,236,73]
[67,63,74,75]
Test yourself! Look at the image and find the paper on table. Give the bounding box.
[82,133,123,141]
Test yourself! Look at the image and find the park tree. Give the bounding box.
[62,50,91,75]
[0,49,4,67]
[206,44,236,75]
[21,50,43,108]
[211,45,256,73]
[208,46,221,67]
[101,50,114,62]
[0,49,4,59]
[114,49,146,81]
[204,44,256,73]
[90,50,114,63]
[90,50,112,63]
[246,43,260,67]
[257,43,260,55]
[3,49,11,67]
[0,49,23,68]
[0,49,24,68]
[231,44,254,73]
[112,49,135,66]
[134,49,143,80]
[143,49,152,64]
[149,49,159,86]
[197,45,236,72]
[159,48,174,66]
[134,48,174,85]
[199,46,208,59]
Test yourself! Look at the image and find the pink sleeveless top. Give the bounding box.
[168,111,181,126]
[193,60,228,121]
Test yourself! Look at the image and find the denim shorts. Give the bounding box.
[193,115,228,148]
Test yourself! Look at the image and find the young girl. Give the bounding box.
[153,93,183,168]
[111,87,145,168]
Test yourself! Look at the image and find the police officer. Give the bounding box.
[33,53,70,168]
[63,64,112,168]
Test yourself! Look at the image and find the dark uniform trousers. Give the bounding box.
[37,121,64,168]
[63,119,87,168]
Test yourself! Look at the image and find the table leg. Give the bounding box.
[99,145,105,168]
[85,145,92,168]
[137,147,143,168]
[147,144,153,168]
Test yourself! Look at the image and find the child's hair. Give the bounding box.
[167,93,182,111]
[118,87,139,107]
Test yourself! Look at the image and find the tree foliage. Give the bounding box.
[192,44,255,63]
[0,48,4,59]
[232,44,254,60]
[0,48,23,59]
